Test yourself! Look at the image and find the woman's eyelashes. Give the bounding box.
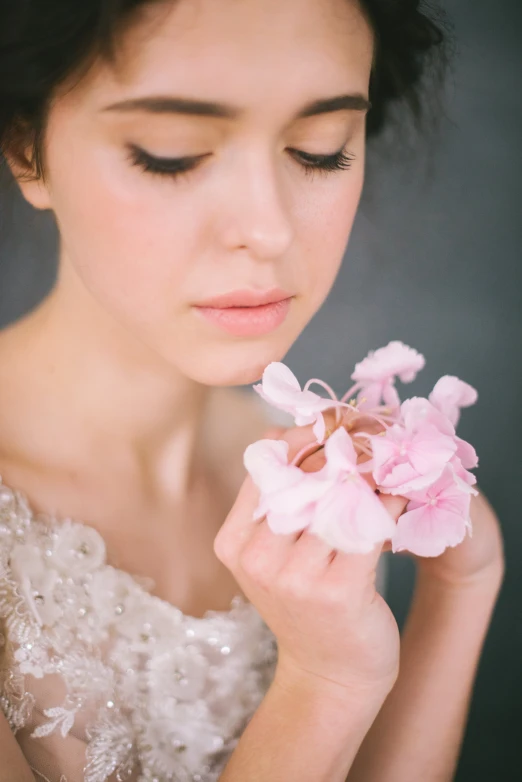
[127,144,210,179]
[126,143,355,181]
[289,148,355,176]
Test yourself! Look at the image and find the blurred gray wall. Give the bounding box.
[1,0,521,779]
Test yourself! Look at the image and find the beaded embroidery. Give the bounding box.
[0,478,278,782]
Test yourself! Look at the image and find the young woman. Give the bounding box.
[0,1,504,781]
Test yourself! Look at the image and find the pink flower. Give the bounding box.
[243,439,328,534]
[351,341,425,410]
[309,429,396,553]
[244,344,480,559]
[400,396,455,436]
[371,416,457,495]
[451,440,478,486]
[392,466,476,556]
[429,376,478,427]
[454,437,478,470]
[253,363,333,441]
[399,396,478,486]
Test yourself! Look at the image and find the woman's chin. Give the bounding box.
[176,342,291,388]
[189,361,275,388]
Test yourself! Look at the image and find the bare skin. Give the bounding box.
[0,317,274,618]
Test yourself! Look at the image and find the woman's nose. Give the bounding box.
[218,152,295,261]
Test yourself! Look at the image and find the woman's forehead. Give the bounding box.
[70,0,374,115]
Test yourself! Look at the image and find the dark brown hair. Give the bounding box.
[0,0,450,179]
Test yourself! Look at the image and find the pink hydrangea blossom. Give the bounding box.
[394,397,478,491]
[392,466,476,556]
[399,397,478,485]
[454,437,478,470]
[243,439,329,534]
[309,428,396,553]
[371,419,457,495]
[244,343,479,558]
[451,443,478,487]
[351,341,425,410]
[253,362,334,441]
[400,396,455,436]
[429,376,478,427]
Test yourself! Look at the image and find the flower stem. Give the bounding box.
[303,378,338,400]
[340,382,362,404]
[291,441,325,468]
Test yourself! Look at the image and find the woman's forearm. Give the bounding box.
[347,571,502,782]
[219,667,388,782]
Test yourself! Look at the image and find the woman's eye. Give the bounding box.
[127,143,356,182]
[127,144,210,179]
[289,147,356,175]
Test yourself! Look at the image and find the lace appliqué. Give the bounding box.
[0,479,278,782]
[31,769,68,782]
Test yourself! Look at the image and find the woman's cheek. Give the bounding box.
[304,167,365,305]
[50,150,197,319]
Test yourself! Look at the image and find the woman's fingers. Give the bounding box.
[374,493,408,553]
[283,526,336,573]
[214,423,329,576]
[326,538,386,585]
[215,425,316,541]
[215,420,404,694]
[215,425,409,588]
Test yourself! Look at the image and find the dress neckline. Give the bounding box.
[0,473,252,623]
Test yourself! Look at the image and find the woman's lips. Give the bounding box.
[193,297,292,337]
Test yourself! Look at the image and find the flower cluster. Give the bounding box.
[246,341,479,557]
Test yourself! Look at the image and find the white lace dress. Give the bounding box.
[0,477,278,782]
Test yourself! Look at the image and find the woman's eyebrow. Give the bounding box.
[101,93,371,119]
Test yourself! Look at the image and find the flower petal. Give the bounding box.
[454,437,479,470]
[392,503,468,556]
[407,426,456,474]
[429,376,478,427]
[400,397,455,436]
[323,427,358,476]
[311,479,394,553]
[243,439,292,491]
[255,362,334,425]
[313,413,326,443]
[266,506,315,535]
[352,342,425,385]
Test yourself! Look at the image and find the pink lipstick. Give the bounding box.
[193,288,293,337]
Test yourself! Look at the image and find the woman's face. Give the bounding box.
[20,0,374,386]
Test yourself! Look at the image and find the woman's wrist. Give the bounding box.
[221,657,388,782]
[414,559,504,606]
[346,553,502,782]
[272,656,391,725]
[402,562,502,684]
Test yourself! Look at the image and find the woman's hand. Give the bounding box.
[214,424,404,701]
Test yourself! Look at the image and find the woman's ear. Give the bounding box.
[4,144,52,211]
[14,174,52,211]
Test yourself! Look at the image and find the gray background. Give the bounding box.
[0,0,521,779]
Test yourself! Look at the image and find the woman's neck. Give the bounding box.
[0,271,215,504]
